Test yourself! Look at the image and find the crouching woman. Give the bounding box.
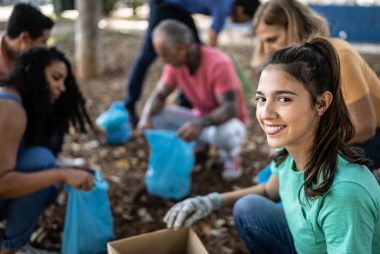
[164,37,380,253]
[0,47,96,254]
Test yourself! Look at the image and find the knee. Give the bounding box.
[216,119,246,149]
[16,147,56,172]
[234,195,262,220]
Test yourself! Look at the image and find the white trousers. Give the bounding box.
[152,106,247,160]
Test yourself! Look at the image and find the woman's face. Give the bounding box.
[255,67,319,153]
[255,23,288,56]
[44,60,67,102]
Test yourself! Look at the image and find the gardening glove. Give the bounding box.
[164,192,222,230]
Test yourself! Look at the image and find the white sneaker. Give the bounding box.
[222,156,242,181]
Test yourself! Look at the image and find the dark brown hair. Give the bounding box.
[261,37,370,198]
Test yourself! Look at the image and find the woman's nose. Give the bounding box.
[260,101,277,119]
[263,44,275,56]
[59,81,66,92]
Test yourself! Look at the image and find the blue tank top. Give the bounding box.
[0,91,22,106]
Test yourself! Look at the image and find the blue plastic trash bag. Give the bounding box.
[96,101,132,145]
[144,130,195,200]
[62,170,114,254]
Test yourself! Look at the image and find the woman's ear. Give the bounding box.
[316,91,333,116]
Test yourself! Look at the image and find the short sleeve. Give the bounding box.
[212,59,239,95]
[160,65,177,87]
[338,49,370,105]
[318,182,378,253]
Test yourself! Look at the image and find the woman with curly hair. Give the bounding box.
[0,47,99,254]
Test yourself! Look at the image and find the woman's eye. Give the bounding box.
[266,36,278,43]
[255,97,265,103]
[277,97,291,103]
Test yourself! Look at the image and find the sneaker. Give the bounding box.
[222,156,242,181]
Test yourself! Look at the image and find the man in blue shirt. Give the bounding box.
[124,0,259,126]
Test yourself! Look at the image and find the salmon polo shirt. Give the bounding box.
[161,46,248,124]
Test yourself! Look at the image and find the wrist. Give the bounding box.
[207,192,222,210]
[198,117,213,129]
[56,168,67,183]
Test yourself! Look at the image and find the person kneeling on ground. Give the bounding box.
[0,47,102,254]
[164,37,380,253]
[137,19,248,181]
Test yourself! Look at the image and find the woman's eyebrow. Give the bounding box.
[256,90,298,96]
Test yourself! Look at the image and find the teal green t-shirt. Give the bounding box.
[271,155,380,254]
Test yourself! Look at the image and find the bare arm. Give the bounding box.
[220,175,280,207]
[138,80,175,131]
[178,90,238,141]
[348,95,376,144]
[0,102,93,198]
[202,90,238,127]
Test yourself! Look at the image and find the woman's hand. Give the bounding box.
[164,193,221,229]
[93,124,107,144]
[60,168,95,191]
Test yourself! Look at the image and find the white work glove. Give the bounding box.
[164,192,222,230]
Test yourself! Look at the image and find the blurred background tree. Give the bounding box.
[123,0,145,16]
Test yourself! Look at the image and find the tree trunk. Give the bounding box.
[75,0,101,79]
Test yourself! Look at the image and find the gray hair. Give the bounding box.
[152,19,194,49]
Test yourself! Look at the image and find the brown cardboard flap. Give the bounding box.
[107,228,208,254]
[186,229,209,254]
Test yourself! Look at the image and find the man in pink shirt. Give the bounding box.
[0,3,54,80]
[138,19,248,181]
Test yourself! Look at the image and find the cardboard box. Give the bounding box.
[107,228,209,254]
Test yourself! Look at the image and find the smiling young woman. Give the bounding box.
[251,0,380,169]
[162,37,380,254]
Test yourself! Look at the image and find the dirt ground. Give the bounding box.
[32,23,380,254]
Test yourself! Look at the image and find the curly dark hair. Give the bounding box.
[0,47,92,148]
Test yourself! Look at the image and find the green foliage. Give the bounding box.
[123,0,146,15]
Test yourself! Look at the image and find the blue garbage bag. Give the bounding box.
[96,101,132,145]
[62,170,114,254]
[144,130,195,200]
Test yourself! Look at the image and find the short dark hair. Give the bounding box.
[234,0,260,18]
[6,3,54,39]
